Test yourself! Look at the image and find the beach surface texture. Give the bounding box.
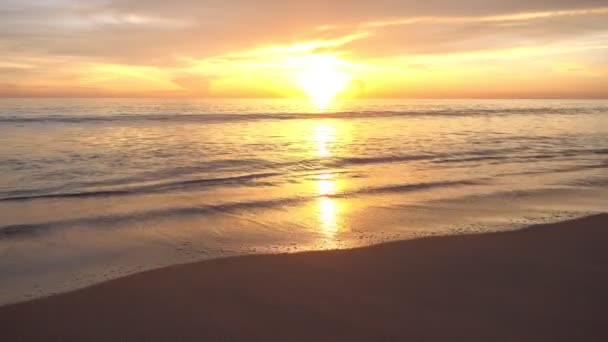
[1,214,606,341]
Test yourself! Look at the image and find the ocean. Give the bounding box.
[1,98,607,304]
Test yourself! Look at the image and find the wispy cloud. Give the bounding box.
[0,1,607,98]
[364,7,608,28]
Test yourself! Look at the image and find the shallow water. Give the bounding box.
[1,98,607,304]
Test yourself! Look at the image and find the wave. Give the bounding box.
[332,154,436,166]
[0,172,280,202]
[2,146,605,202]
[496,161,607,177]
[394,186,598,211]
[0,178,484,238]
[333,148,607,167]
[341,179,484,197]
[1,106,606,124]
[566,176,608,187]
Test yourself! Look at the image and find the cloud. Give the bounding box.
[0,0,607,97]
[342,8,608,57]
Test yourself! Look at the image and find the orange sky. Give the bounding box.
[1,1,607,99]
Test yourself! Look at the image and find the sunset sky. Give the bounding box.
[1,0,607,99]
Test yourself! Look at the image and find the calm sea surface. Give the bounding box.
[1,98,607,303]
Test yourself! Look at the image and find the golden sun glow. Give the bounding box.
[316,172,339,237]
[318,197,338,235]
[296,55,351,110]
[312,123,336,157]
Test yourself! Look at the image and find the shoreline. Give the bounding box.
[0,209,600,307]
[1,213,607,341]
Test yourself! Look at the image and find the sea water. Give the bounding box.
[1,98,607,304]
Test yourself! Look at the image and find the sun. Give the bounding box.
[296,55,351,110]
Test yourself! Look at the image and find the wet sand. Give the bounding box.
[1,214,607,341]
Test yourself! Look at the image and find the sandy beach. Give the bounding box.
[2,0,608,340]
[1,214,606,341]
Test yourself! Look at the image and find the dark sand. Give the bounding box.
[1,214,607,341]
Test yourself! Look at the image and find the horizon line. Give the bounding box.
[1,96,608,100]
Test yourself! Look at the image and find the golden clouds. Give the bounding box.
[0,1,607,98]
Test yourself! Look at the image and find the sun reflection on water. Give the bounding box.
[318,197,338,236]
[317,177,336,196]
[309,121,348,245]
[313,124,335,158]
[315,170,341,239]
